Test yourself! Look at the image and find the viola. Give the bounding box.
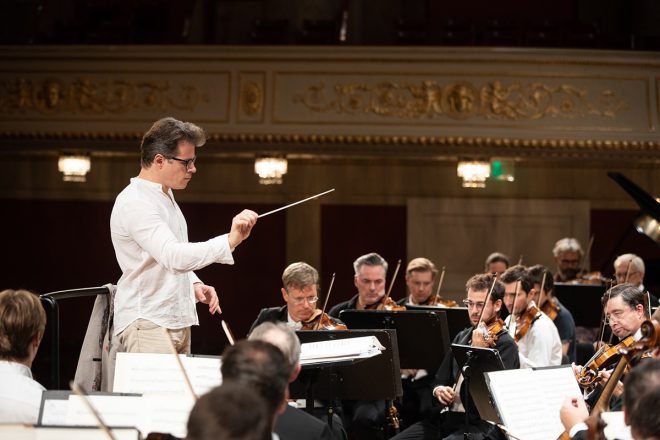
[477,316,506,348]
[301,309,347,330]
[541,297,559,321]
[514,304,541,342]
[576,336,635,388]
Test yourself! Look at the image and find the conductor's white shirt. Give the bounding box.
[111,177,234,335]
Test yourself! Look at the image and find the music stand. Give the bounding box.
[339,310,450,371]
[554,283,606,328]
[451,343,505,427]
[404,306,471,342]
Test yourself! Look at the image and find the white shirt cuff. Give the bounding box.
[569,422,588,438]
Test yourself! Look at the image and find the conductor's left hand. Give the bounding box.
[194,283,221,315]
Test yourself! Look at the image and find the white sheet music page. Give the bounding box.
[485,366,582,440]
[0,426,140,440]
[602,411,633,440]
[113,352,221,394]
[65,395,144,429]
[299,336,385,364]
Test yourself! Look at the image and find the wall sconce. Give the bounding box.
[254,156,288,185]
[457,160,490,188]
[58,154,91,182]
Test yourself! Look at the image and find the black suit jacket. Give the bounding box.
[249,305,289,334]
[328,295,359,319]
[275,405,334,440]
[432,325,520,421]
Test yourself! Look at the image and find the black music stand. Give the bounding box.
[451,343,505,432]
[404,306,471,342]
[554,283,606,328]
[338,310,450,371]
[291,330,402,425]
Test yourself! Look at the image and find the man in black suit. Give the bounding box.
[250,262,342,333]
[391,273,520,440]
[249,321,345,440]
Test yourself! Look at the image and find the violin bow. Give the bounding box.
[580,235,595,277]
[383,259,402,301]
[537,271,547,308]
[624,257,634,284]
[162,328,198,401]
[221,320,236,346]
[508,280,521,338]
[70,381,118,440]
[314,272,336,330]
[434,266,446,302]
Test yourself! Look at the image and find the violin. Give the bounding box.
[567,270,608,286]
[514,304,541,342]
[576,336,635,388]
[426,295,459,308]
[619,319,660,362]
[375,296,407,311]
[541,297,559,321]
[477,316,506,348]
[301,308,348,330]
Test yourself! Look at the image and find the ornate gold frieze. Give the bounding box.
[0,77,206,114]
[293,80,628,121]
[240,81,263,117]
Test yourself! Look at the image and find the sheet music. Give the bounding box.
[0,426,140,440]
[602,411,633,440]
[141,393,195,438]
[65,395,144,428]
[300,336,385,363]
[113,352,221,394]
[40,399,69,425]
[485,366,582,440]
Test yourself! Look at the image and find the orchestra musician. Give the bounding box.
[560,358,660,440]
[528,264,577,363]
[501,265,563,368]
[614,253,659,307]
[553,237,584,283]
[390,273,519,440]
[249,262,344,333]
[484,252,510,276]
[397,257,439,306]
[328,252,389,317]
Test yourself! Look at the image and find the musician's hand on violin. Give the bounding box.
[228,209,258,249]
[434,386,455,406]
[559,397,589,431]
[401,369,418,378]
[571,362,582,376]
[194,283,221,315]
[471,328,489,348]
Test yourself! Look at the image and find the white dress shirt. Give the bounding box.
[0,360,45,424]
[506,305,563,368]
[111,177,234,335]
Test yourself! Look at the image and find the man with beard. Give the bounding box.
[552,238,584,283]
[390,273,519,440]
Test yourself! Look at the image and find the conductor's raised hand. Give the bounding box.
[228,209,258,249]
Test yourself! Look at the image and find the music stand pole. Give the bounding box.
[462,350,475,440]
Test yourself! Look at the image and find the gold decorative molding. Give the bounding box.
[240,81,263,117]
[293,80,628,121]
[0,77,206,115]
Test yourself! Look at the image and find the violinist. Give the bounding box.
[397,257,439,306]
[560,358,660,440]
[528,264,577,363]
[249,262,345,334]
[328,252,389,317]
[553,237,585,283]
[501,265,563,368]
[390,273,519,440]
[614,254,659,308]
[484,251,510,276]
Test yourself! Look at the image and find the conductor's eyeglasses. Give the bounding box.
[167,155,197,170]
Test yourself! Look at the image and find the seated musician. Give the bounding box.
[576,284,650,409]
[0,289,47,424]
[553,237,584,283]
[397,257,438,306]
[391,273,519,440]
[250,262,343,333]
[560,358,660,440]
[328,252,389,440]
[614,253,659,307]
[328,252,388,317]
[528,264,577,363]
[501,265,563,368]
[484,252,510,276]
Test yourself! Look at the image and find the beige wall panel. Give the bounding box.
[407,198,590,299]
